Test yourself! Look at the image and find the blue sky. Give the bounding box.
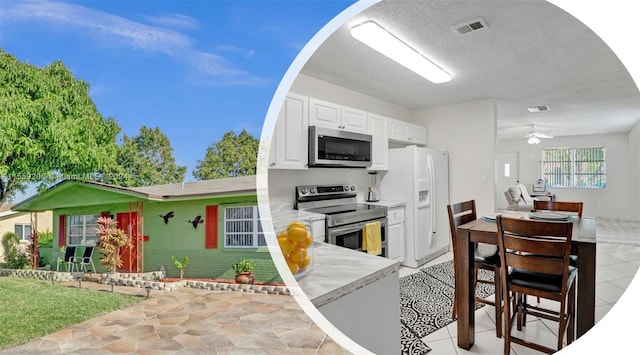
[0,0,355,199]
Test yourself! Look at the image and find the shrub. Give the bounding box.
[37,229,54,247]
[96,216,132,273]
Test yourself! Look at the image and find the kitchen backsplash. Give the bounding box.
[267,168,373,210]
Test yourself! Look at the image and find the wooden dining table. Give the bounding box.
[454,211,597,350]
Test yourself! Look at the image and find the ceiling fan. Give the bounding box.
[526,125,554,144]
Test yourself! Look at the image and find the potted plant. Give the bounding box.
[231,258,255,284]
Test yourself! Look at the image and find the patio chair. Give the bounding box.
[57,246,77,272]
[72,246,97,273]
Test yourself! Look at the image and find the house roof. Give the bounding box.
[0,203,18,219]
[0,203,14,214]
[129,175,256,198]
[12,175,257,212]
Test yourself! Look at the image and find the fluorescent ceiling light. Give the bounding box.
[528,136,541,145]
[351,21,452,84]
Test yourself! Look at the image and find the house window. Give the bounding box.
[224,206,266,248]
[68,214,99,246]
[14,224,32,242]
[542,147,606,188]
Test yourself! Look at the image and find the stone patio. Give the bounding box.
[2,280,350,354]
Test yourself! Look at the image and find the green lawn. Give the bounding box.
[0,277,143,349]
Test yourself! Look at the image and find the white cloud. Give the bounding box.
[143,13,201,30]
[216,44,256,59]
[188,52,270,86]
[1,0,265,86]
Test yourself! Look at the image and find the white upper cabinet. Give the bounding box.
[309,98,368,134]
[408,124,427,145]
[340,106,369,133]
[269,93,309,170]
[368,113,389,171]
[387,118,427,145]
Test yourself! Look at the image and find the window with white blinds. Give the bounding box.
[14,224,32,241]
[68,214,99,246]
[542,147,606,188]
[224,206,266,248]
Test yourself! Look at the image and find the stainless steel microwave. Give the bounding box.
[308,126,372,168]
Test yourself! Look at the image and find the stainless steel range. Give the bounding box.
[295,184,388,257]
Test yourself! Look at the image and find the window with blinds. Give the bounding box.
[542,147,606,188]
[14,224,32,241]
[68,214,99,246]
[224,206,266,248]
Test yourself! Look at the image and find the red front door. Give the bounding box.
[116,212,140,272]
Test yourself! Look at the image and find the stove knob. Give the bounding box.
[310,187,316,194]
[344,185,349,191]
[350,185,356,191]
[300,188,307,194]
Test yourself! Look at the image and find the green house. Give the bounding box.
[12,175,281,283]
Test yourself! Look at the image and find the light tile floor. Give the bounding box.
[399,242,640,355]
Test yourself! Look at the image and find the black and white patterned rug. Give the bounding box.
[400,260,495,355]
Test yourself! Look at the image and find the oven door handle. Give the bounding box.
[330,222,368,236]
[329,219,386,236]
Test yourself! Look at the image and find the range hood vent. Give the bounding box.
[453,17,488,35]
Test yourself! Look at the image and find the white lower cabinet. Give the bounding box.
[387,206,405,263]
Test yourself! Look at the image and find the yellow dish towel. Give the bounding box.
[362,221,382,255]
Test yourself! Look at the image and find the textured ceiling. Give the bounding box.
[301,0,640,140]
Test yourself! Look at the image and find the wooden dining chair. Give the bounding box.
[533,200,583,218]
[533,200,583,267]
[496,215,576,355]
[447,200,503,338]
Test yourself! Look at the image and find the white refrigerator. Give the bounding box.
[379,146,450,268]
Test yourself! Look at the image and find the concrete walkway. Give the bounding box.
[3,281,350,354]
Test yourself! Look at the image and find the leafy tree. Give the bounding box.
[193,130,259,180]
[0,49,120,206]
[105,126,186,187]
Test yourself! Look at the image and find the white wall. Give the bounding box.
[268,168,371,209]
[290,73,412,121]
[498,133,632,219]
[629,121,640,219]
[412,99,497,216]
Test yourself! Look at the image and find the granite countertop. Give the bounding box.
[268,204,400,309]
[295,242,400,308]
[269,207,326,232]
